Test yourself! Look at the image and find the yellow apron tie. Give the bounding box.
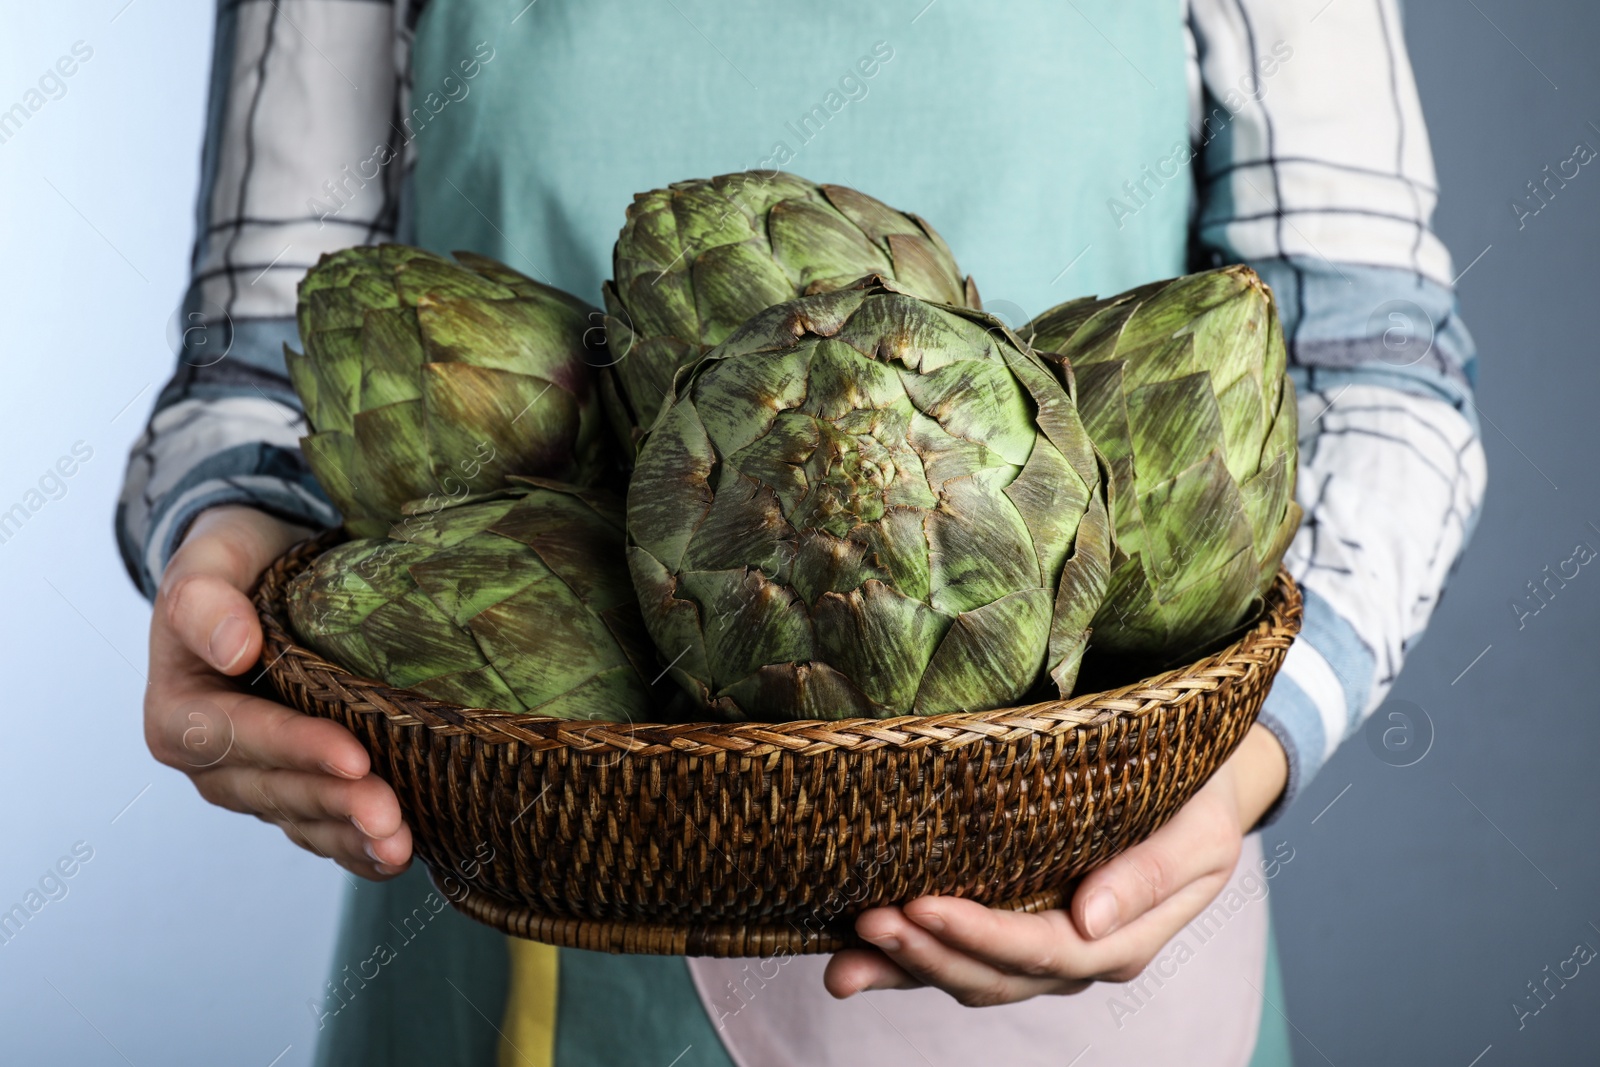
[498,939,559,1067]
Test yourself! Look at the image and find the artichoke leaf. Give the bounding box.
[405,536,542,629]
[885,232,966,306]
[1022,295,1101,353]
[627,545,714,702]
[819,183,923,240]
[300,430,371,533]
[722,410,819,524]
[1048,483,1112,695]
[855,507,933,604]
[915,587,1053,714]
[418,295,593,392]
[681,469,795,577]
[356,307,426,408]
[283,347,321,432]
[679,567,815,690]
[671,181,759,252]
[1002,435,1089,585]
[391,256,516,305]
[422,361,581,491]
[905,357,1037,467]
[387,496,519,548]
[787,530,872,606]
[526,664,649,723]
[301,327,363,434]
[472,582,633,706]
[1136,452,1257,603]
[812,579,948,714]
[299,628,385,683]
[767,198,891,293]
[716,661,877,722]
[350,401,437,523]
[690,344,811,455]
[414,665,526,713]
[627,401,717,570]
[801,338,905,422]
[689,242,798,346]
[1125,373,1226,482]
[1116,271,1242,354]
[925,475,1039,616]
[360,588,489,689]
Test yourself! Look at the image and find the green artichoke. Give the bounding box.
[601,172,980,441]
[1024,265,1301,669]
[286,244,606,537]
[287,480,655,721]
[627,281,1111,721]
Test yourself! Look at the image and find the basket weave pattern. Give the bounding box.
[255,533,1301,956]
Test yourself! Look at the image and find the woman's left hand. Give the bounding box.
[823,723,1289,1006]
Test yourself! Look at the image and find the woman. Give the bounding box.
[121,1,1486,1062]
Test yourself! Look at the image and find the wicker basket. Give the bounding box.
[254,532,1301,956]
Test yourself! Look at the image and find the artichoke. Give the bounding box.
[601,172,980,440]
[286,244,606,537]
[287,480,655,721]
[627,281,1111,721]
[1024,265,1301,669]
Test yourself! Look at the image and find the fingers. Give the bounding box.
[823,948,921,999]
[900,898,1109,989]
[194,764,404,840]
[901,896,1096,978]
[162,571,262,675]
[210,691,372,780]
[1084,874,1240,983]
[155,505,311,676]
[188,765,412,875]
[143,505,406,881]
[839,787,1245,1002]
[170,504,312,590]
[836,907,1083,1006]
[145,686,371,781]
[1068,788,1241,941]
[859,874,1234,999]
[271,815,413,880]
[825,747,1261,1006]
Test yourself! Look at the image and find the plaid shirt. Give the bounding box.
[117,0,1487,819]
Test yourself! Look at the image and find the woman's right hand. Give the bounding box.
[144,505,413,879]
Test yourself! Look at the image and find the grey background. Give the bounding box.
[0,1,1594,1065]
[1269,2,1600,1065]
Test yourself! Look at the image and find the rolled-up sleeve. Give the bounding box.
[117,0,415,597]
[1186,0,1489,820]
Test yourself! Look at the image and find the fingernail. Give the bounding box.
[362,838,383,863]
[908,909,944,933]
[868,934,901,953]
[1083,888,1120,939]
[374,863,402,877]
[321,761,361,781]
[208,615,249,672]
[350,815,371,836]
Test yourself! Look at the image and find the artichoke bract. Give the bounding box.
[601,172,980,441]
[286,480,655,721]
[286,244,605,537]
[627,281,1111,721]
[1025,265,1301,669]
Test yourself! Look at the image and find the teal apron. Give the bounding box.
[312,2,1290,1063]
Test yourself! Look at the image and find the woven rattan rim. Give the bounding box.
[255,531,1303,747]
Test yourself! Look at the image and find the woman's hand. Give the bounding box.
[823,723,1288,1005]
[143,505,412,880]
